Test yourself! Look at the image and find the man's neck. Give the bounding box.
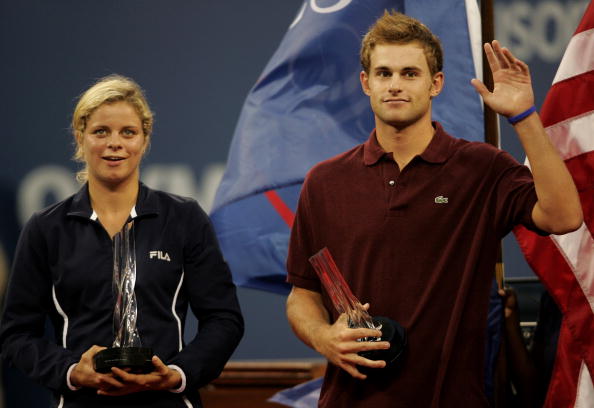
[375,119,435,170]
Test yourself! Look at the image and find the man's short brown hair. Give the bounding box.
[360,11,443,76]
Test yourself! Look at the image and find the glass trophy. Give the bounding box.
[309,247,406,366]
[94,221,154,374]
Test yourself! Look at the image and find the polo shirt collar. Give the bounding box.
[363,121,454,166]
[67,182,160,220]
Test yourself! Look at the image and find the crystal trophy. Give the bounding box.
[309,247,406,366]
[94,221,154,374]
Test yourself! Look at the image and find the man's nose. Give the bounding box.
[388,76,401,92]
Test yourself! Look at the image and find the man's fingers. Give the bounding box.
[470,79,489,98]
[340,362,367,380]
[354,340,391,352]
[483,43,499,72]
[339,354,387,379]
[344,327,383,340]
[350,354,387,369]
[338,338,390,354]
[514,58,530,75]
[491,40,510,69]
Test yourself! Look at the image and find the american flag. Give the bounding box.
[514,1,594,406]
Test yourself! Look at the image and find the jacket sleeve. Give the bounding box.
[0,213,79,392]
[167,201,244,389]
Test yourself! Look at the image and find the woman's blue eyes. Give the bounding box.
[91,128,137,137]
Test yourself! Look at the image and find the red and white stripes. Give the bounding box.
[514,2,594,407]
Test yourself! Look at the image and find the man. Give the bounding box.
[285,11,582,407]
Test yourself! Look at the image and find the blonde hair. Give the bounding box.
[360,11,443,76]
[72,74,154,183]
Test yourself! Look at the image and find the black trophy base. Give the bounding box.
[94,347,154,374]
[359,316,407,366]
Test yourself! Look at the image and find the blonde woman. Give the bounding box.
[0,75,244,408]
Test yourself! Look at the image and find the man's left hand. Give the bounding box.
[471,40,534,117]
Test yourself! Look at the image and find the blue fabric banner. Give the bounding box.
[211,0,483,294]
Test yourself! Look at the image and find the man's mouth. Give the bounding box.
[383,98,409,103]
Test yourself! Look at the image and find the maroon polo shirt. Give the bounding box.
[287,122,543,407]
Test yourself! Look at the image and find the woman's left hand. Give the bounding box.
[97,355,182,396]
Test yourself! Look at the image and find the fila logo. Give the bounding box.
[149,250,171,262]
[434,196,449,204]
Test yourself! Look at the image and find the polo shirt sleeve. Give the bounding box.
[166,201,244,390]
[491,150,548,237]
[0,213,79,392]
[286,172,323,292]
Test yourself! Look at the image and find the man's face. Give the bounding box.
[360,42,443,130]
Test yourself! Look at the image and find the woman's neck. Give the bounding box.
[88,176,139,218]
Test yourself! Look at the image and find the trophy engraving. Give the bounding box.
[94,221,153,374]
[309,247,407,366]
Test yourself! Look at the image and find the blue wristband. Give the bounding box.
[507,106,536,125]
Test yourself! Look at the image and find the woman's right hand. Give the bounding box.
[70,345,125,392]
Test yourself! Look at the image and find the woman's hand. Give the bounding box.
[70,345,125,392]
[97,355,182,396]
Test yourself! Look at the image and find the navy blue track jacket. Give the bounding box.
[0,183,244,407]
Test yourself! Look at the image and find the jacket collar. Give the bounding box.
[67,182,159,220]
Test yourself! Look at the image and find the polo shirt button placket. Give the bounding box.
[389,180,395,186]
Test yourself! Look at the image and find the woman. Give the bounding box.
[0,75,244,407]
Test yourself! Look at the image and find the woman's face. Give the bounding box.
[80,101,147,188]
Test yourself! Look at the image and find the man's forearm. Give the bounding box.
[286,287,330,352]
[514,113,583,233]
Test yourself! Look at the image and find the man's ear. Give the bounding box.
[430,72,444,98]
[360,70,371,96]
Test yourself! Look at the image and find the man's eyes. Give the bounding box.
[375,71,418,78]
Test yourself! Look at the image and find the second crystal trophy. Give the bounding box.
[309,247,407,366]
[94,221,154,374]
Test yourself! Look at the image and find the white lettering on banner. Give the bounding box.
[16,163,226,227]
[290,0,353,28]
[142,163,225,213]
[496,0,588,62]
[310,0,352,14]
[17,165,78,227]
[289,2,307,29]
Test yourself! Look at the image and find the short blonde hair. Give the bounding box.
[360,11,443,76]
[72,74,154,183]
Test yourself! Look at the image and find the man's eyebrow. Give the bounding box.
[373,65,422,71]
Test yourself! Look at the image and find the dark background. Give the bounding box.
[0,0,587,406]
